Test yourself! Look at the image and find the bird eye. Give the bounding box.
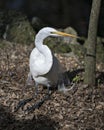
[51,32,56,34]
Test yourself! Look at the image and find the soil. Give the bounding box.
[0,42,104,130]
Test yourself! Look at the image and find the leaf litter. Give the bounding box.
[0,41,104,130]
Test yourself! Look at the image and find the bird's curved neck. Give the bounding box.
[34,34,53,74]
[35,34,52,57]
[35,35,44,52]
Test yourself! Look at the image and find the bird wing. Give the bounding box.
[44,54,64,86]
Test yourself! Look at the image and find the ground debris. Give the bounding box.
[0,43,104,130]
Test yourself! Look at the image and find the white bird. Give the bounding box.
[15,27,78,112]
[28,27,78,91]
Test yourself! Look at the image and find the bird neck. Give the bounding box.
[35,35,49,54]
[35,35,44,51]
[35,35,53,74]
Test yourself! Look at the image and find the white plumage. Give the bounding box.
[15,27,78,112]
[28,27,78,91]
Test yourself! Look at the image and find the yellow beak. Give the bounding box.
[54,31,80,39]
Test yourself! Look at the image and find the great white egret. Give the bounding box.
[15,27,79,112]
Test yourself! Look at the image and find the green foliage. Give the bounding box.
[7,20,35,44]
[44,37,71,53]
[72,75,83,83]
[0,10,35,44]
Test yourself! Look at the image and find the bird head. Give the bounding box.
[37,27,79,39]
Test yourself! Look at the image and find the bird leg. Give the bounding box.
[15,84,51,112]
[24,85,51,112]
[26,72,34,86]
[14,82,39,112]
[14,97,34,112]
[24,94,50,112]
[34,82,39,96]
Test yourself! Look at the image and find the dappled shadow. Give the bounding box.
[65,68,84,82]
[0,105,59,130]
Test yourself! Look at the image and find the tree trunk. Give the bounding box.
[84,0,101,85]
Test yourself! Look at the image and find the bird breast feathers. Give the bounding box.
[29,48,52,76]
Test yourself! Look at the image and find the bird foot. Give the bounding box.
[14,97,34,112]
[24,95,50,113]
[15,94,50,113]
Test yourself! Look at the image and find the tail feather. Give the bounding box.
[63,72,70,86]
